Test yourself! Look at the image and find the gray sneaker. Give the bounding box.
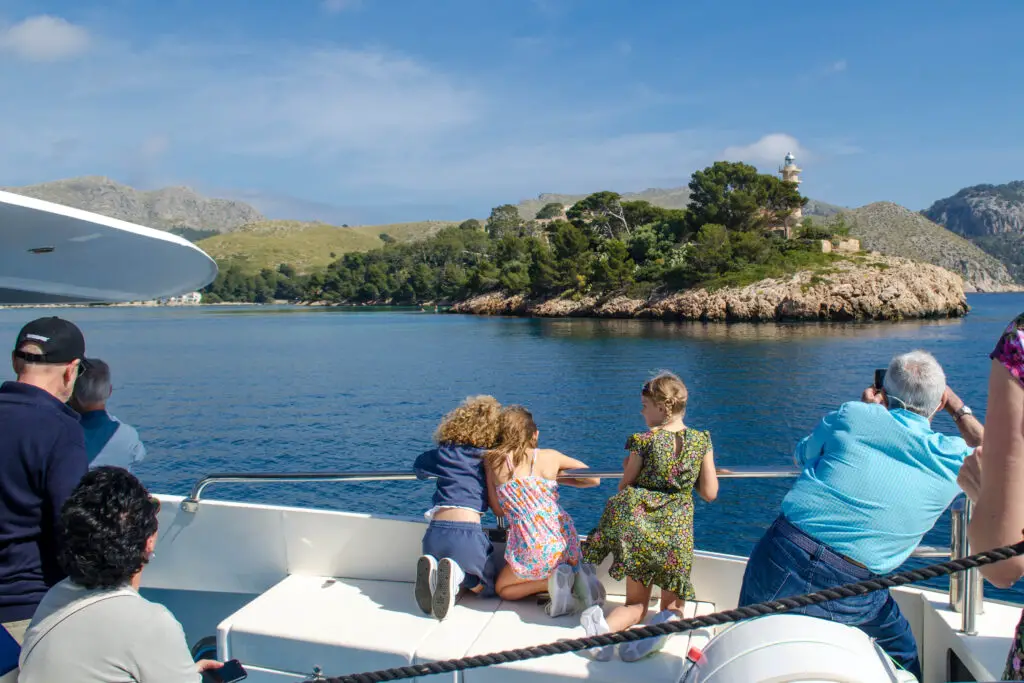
[545,564,576,617]
[619,609,680,662]
[415,555,437,615]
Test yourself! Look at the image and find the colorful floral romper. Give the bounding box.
[582,428,711,600]
[496,450,583,580]
[995,314,1024,680]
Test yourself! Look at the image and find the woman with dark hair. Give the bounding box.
[17,467,223,682]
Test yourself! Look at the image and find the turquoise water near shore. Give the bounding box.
[0,294,1020,599]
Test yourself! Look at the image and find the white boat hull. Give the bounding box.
[0,190,217,304]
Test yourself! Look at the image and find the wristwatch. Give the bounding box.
[953,405,973,422]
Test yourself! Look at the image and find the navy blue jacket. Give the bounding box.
[0,382,88,622]
[413,444,489,513]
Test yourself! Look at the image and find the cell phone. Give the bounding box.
[202,660,247,683]
[874,368,886,391]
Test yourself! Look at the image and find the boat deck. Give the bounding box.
[216,573,716,682]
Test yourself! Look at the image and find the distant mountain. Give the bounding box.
[834,202,1016,292]
[516,186,845,219]
[922,181,1024,282]
[923,181,1024,237]
[3,176,265,236]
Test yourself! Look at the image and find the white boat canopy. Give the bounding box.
[0,190,218,304]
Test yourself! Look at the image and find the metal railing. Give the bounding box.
[176,465,980,633]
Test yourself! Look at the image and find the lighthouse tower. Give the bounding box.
[779,152,803,226]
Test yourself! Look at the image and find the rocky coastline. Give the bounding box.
[450,255,970,322]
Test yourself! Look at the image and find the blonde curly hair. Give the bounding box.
[642,371,688,417]
[434,395,502,448]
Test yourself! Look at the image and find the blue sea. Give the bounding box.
[1,294,1021,599]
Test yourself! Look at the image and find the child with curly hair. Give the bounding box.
[413,395,504,620]
[581,371,718,661]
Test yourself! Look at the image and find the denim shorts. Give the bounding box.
[422,520,502,597]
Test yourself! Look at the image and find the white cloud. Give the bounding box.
[0,15,90,62]
[722,133,806,166]
[0,19,729,215]
[322,0,361,13]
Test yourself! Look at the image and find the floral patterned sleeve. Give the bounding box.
[625,432,653,458]
[992,314,1024,388]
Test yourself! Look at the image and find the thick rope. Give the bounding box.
[308,540,1024,683]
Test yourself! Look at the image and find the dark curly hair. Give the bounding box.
[58,466,160,589]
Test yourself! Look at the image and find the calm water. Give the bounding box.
[1,294,1022,598]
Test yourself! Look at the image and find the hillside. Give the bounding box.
[833,202,1015,292]
[922,181,1024,282]
[197,220,453,273]
[516,186,845,219]
[922,181,1024,237]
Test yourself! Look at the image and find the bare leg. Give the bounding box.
[659,588,686,617]
[496,564,547,601]
[605,578,653,632]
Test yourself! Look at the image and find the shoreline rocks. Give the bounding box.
[450,255,971,322]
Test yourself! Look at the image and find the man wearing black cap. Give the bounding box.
[0,317,89,643]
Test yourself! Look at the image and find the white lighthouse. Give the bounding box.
[779,152,803,226]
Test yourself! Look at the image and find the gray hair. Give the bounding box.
[72,357,111,405]
[883,350,946,418]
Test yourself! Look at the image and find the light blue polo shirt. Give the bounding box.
[781,401,970,574]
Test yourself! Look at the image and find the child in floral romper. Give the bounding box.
[581,371,718,662]
[485,406,604,617]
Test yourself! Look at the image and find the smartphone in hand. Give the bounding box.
[201,660,247,683]
[873,368,886,391]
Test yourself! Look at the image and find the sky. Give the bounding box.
[1,1,1021,225]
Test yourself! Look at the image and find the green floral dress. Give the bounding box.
[582,428,711,599]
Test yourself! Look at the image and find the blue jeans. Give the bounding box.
[738,515,921,680]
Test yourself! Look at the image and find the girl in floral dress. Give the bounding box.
[581,371,718,662]
[484,406,603,617]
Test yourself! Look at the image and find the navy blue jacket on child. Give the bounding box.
[414,445,499,595]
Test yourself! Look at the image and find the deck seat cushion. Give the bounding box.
[217,575,498,679]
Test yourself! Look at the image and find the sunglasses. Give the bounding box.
[149,496,161,514]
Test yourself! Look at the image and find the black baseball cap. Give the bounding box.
[13,317,89,367]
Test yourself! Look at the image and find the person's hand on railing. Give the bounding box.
[958,446,982,504]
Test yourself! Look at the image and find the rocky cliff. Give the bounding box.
[451,255,967,322]
[4,176,265,234]
[923,181,1024,237]
[833,202,1015,292]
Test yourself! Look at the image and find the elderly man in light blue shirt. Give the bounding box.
[69,359,146,472]
[738,350,983,680]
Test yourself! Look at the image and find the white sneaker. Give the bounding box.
[433,557,464,620]
[545,564,576,617]
[573,567,597,610]
[619,609,680,662]
[578,563,606,607]
[415,555,437,615]
[580,605,615,662]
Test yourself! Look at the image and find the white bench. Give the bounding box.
[217,574,717,683]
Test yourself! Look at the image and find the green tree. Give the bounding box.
[591,239,635,289]
[567,191,631,239]
[459,218,483,231]
[499,261,531,293]
[689,224,733,278]
[535,202,565,220]
[528,240,560,296]
[485,204,523,239]
[686,161,806,235]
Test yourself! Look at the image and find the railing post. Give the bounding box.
[949,497,982,634]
